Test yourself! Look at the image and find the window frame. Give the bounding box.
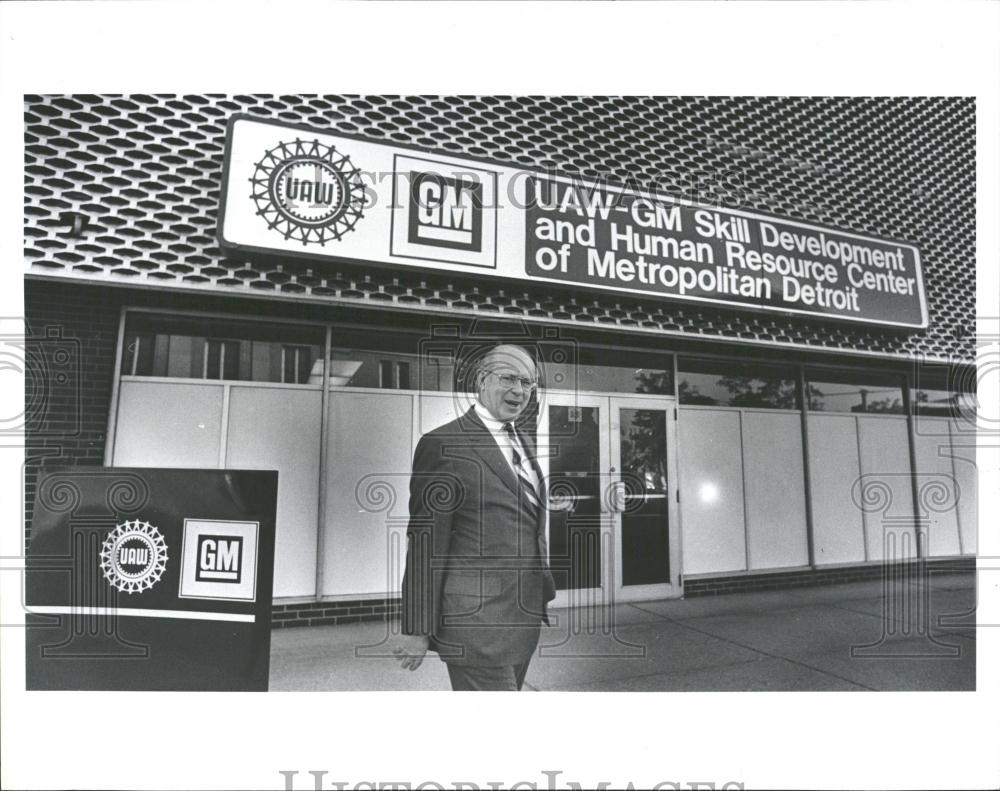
[677,356,802,410]
[804,366,908,415]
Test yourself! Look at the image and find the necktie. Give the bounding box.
[503,422,542,513]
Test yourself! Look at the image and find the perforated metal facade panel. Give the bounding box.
[23,95,975,362]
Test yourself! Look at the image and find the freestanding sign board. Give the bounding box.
[26,468,278,691]
[218,114,928,329]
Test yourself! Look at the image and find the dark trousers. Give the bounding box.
[445,661,531,691]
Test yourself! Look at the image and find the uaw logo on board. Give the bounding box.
[250,137,368,246]
[99,520,169,594]
[179,519,259,602]
[390,154,498,269]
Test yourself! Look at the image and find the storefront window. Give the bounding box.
[121,315,678,395]
[806,368,905,414]
[282,345,315,384]
[120,314,324,384]
[204,339,239,380]
[541,346,673,394]
[678,358,799,408]
[328,330,673,395]
[911,368,977,417]
[327,329,454,390]
[913,388,953,416]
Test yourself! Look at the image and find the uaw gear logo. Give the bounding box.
[99,520,169,594]
[250,138,367,246]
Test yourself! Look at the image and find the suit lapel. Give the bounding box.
[460,408,522,500]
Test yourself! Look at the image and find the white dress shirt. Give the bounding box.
[474,401,541,492]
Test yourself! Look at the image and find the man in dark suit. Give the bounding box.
[394,344,556,690]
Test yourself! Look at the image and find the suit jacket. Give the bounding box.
[400,407,557,666]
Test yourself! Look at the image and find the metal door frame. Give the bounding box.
[608,394,682,602]
[538,389,682,608]
[537,392,610,609]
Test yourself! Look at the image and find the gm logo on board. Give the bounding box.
[391,154,498,269]
[408,172,483,252]
[179,519,259,602]
[195,535,243,583]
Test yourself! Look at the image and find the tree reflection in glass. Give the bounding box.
[677,361,801,409]
[620,409,667,495]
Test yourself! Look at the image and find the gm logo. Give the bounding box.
[408,172,482,252]
[180,519,258,601]
[195,535,243,583]
[391,154,498,270]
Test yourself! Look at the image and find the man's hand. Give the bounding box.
[393,633,429,671]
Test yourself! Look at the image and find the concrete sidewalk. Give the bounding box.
[269,571,976,691]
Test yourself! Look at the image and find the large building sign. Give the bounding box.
[524,177,926,327]
[219,115,927,328]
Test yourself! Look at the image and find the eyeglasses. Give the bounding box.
[492,373,538,392]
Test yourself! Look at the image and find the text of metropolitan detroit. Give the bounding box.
[532,207,916,312]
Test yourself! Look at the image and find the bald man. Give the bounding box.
[395,344,556,691]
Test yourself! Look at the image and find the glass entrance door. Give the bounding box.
[539,393,680,608]
[538,395,610,609]
[609,396,680,601]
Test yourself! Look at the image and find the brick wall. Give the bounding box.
[23,280,122,542]
[268,557,976,628]
[682,556,975,597]
[272,598,401,629]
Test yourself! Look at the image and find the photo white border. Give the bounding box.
[1,2,997,790]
